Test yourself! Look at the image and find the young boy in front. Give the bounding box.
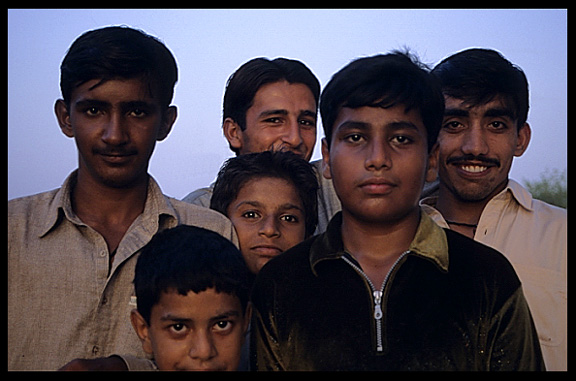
[130,225,252,371]
[250,51,544,371]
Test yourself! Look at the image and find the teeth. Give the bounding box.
[461,165,487,173]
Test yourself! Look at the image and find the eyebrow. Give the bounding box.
[258,109,317,119]
[234,200,304,213]
[160,310,241,323]
[336,120,420,132]
[445,107,515,119]
[74,99,155,110]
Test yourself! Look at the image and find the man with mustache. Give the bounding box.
[8,26,236,370]
[422,48,567,370]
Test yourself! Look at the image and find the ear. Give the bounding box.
[222,117,244,153]
[321,138,332,180]
[514,123,531,157]
[130,309,154,355]
[425,143,439,183]
[157,106,177,141]
[55,99,74,138]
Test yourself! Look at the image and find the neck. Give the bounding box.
[71,170,149,226]
[341,208,419,267]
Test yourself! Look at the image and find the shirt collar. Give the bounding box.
[310,209,449,275]
[39,171,178,237]
[420,178,534,214]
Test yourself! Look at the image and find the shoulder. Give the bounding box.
[166,196,237,245]
[181,186,214,207]
[8,189,61,236]
[445,229,521,292]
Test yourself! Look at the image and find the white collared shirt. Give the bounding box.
[421,179,567,370]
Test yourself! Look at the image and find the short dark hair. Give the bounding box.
[320,51,444,152]
[210,151,319,238]
[60,26,178,109]
[431,48,529,129]
[223,57,320,134]
[134,225,251,325]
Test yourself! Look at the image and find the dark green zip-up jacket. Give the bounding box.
[251,211,544,371]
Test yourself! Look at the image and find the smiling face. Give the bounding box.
[223,80,317,161]
[322,104,436,226]
[226,176,306,273]
[436,95,530,203]
[131,288,250,371]
[55,77,176,188]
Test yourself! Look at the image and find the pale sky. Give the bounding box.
[8,9,567,200]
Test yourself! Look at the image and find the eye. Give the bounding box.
[213,320,233,334]
[169,323,188,335]
[280,214,300,223]
[129,108,148,118]
[442,120,465,132]
[488,121,508,130]
[241,210,260,219]
[391,135,413,145]
[85,106,101,116]
[344,133,364,143]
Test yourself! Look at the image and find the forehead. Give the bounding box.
[70,77,158,104]
[250,81,316,111]
[444,95,516,119]
[236,176,301,203]
[333,104,425,133]
[151,288,242,323]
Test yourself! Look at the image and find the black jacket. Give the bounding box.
[251,211,544,371]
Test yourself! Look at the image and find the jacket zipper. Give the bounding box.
[343,250,410,352]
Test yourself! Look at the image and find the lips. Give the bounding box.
[251,245,283,258]
[95,149,137,164]
[447,155,500,176]
[358,177,397,195]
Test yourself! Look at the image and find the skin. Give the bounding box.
[223,80,317,161]
[322,104,437,288]
[131,288,251,371]
[54,77,177,254]
[434,95,531,237]
[226,177,306,274]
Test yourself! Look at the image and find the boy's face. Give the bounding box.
[322,105,436,224]
[55,78,176,188]
[227,176,306,274]
[436,95,530,202]
[224,80,317,161]
[131,288,250,371]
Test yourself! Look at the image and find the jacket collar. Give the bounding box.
[39,170,178,237]
[310,209,449,276]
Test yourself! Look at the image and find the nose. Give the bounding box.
[281,120,304,149]
[461,125,489,156]
[101,113,129,146]
[365,141,392,170]
[259,215,280,238]
[188,330,217,362]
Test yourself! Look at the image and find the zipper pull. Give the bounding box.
[373,290,383,319]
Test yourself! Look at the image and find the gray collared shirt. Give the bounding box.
[8,171,238,371]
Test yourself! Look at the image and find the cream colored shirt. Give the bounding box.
[8,172,238,371]
[421,179,567,370]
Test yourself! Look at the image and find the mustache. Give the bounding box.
[93,147,137,156]
[446,154,500,167]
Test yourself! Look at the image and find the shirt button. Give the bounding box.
[92,345,100,356]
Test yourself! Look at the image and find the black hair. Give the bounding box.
[210,151,318,238]
[223,57,320,153]
[60,25,178,109]
[134,225,251,325]
[320,50,444,152]
[431,48,529,129]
